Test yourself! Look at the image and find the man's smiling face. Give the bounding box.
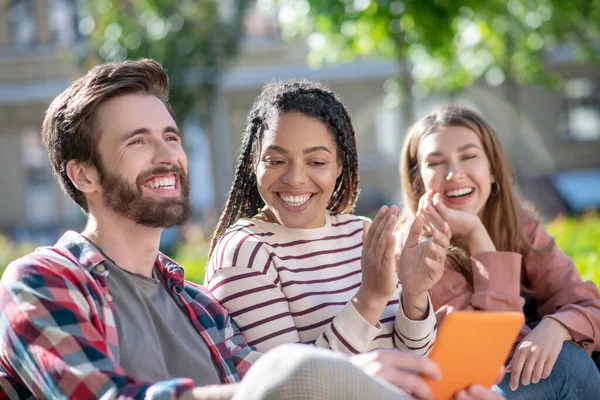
[92,93,191,228]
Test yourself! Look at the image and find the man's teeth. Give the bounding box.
[280,194,311,207]
[446,188,474,198]
[148,176,176,189]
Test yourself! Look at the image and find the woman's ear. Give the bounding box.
[337,163,343,178]
[66,159,101,195]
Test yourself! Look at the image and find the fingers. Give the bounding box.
[426,240,446,266]
[374,364,435,400]
[441,221,452,241]
[352,350,443,400]
[541,353,558,379]
[454,385,504,400]
[371,350,442,381]
[422,194,446,231]
[431,226,451,249]
[418,192,427,214]
[509,342,531,391]
[363,220,371,240]
[518,344,551,387]
[382,231,397,274]
[432,192,450,219]
[404,215,424,249]
[375,206,398,268]
[364,206,388,250]
[418,191,442,231]
[519,350,539,386]
[530,356,547,385]
[418,192,454,244]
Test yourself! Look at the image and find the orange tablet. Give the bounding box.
[424,311,524,400]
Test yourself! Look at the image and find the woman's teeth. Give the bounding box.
[280,194,311,207]
[446,187,474,198]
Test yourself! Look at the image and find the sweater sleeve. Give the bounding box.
[206,266,381,355]
[523,221,600,353]
[393,289,437,355]
[470,251,526,312]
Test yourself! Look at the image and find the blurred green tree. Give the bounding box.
[269,0,599,129]
[75,0,253,125]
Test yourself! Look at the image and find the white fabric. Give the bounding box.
[234,344,411,400]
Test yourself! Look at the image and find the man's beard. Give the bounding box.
[98,164,192,228]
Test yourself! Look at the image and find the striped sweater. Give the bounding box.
[205,212,436,355]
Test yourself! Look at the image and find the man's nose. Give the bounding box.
[153,140,178,165]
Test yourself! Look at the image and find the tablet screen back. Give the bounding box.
[425,311,524,400]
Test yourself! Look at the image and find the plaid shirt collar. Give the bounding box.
[55,230,187,292]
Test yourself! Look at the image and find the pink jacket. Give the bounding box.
[416,219,600,354]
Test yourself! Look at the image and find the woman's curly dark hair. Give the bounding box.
[208,79,360,257]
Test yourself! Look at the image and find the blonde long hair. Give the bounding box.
[399,105,535,284]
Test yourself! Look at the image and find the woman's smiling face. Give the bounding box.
[256,112,342,229]
[417,125,495,217]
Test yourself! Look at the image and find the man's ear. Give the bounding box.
[66,159,101,195]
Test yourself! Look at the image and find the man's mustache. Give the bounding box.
[136,165,187,185]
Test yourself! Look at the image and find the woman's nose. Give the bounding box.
[282,163,306,186]
[445,162,465,181]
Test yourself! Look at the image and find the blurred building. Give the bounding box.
[1,0,599,245]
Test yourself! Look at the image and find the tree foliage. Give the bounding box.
[74,0,253,123]
[546,210,600,289]
[270,0,600,95]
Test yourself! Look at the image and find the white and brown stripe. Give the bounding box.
[206,212,436,355]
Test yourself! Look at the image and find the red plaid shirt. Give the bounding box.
[0,231,258,399]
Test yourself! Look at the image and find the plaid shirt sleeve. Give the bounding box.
[180,280,260,380]
[0,253,194,400]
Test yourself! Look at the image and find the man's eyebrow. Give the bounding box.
[303,146,332,155]
[121,126,180,142]
[265,145,289,154]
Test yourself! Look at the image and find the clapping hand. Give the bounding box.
[354,205,399,326]
[397,214,451,296]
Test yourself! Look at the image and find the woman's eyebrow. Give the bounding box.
[303,146,332,154]
[265,145,288,154]
[457,143,480,152]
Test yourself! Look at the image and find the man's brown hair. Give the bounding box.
[41,58,171,212]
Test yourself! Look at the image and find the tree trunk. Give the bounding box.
[207,82,234,209]
[503,33,524,174]
[393,32,415,134]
